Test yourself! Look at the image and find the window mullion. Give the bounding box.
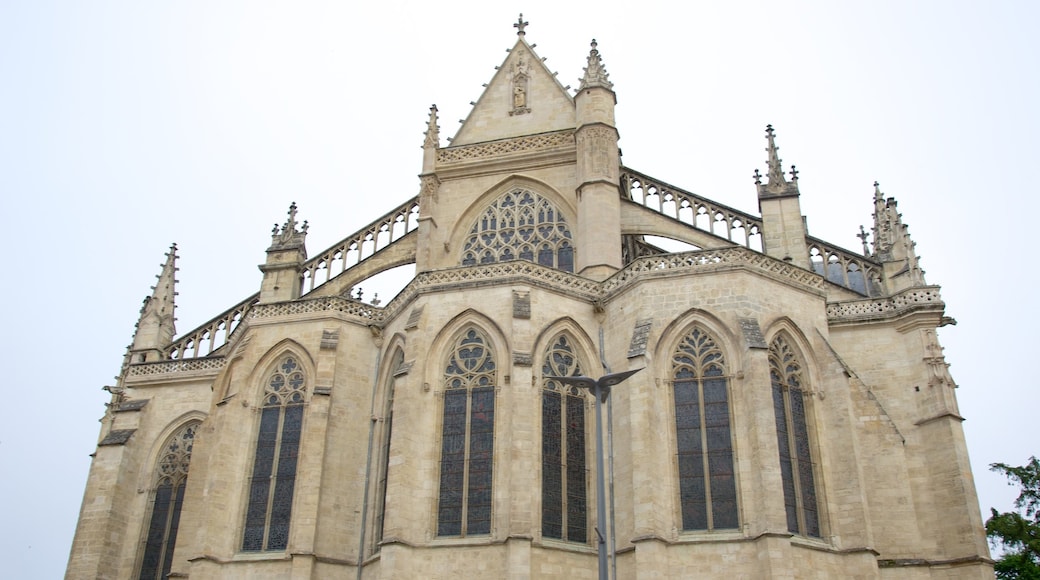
[461,389,473,537]
[784,387,805,536]
[263,406,285,550]
[698,378,714,530]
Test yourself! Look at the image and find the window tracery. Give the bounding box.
[461,189,574,272]
[769,336,820,537]
[671,327,738,531]
[438,328,496,536]
[243,355,306,551]
[541,334,588,543]
[137,421,198,580]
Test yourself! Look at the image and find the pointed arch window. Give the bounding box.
[438,328,496,536]
[137,422,198,580]
[243,355,306,551]
[672,327,738,531]
[769,336,820,537]
[541,334,588,543]
[373,349,403,552]
[461,189,574,272]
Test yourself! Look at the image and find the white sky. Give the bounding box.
[2,2,1036,576]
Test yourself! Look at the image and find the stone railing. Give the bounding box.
[620,168,764,251]
[807,236,884,297]
[250,295,381,322]
[827,286,943,323]
[166,294,259,359]
[126,356,228,378]
[301,196,420,294]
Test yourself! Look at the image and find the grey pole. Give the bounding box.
[545,368,643,580]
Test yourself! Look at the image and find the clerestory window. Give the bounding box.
[242,356,306,551]
[541,334,588,543]
[672,326,739,531]
[437,328,496,536]
[137,421,199,580]
[769,336,820,537]
[461,189,574,272]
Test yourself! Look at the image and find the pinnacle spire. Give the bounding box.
[130,243,179,359]
[424,104,440,149]
[269,202,309,251]
[579,39,613,91]
[870,182,926,287]
[756,124,799,197]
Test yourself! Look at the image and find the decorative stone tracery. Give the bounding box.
[462,189,575,272]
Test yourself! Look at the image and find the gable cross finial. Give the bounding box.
[514,13,528,36]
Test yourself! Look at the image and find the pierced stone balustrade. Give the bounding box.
[621,168,764,251]
[300,197,420,294]
[166,294,259,359]
[807,237,883,297]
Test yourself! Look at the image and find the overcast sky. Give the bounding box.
[2,2,1036,577]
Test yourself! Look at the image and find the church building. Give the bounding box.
[67,17,993,579]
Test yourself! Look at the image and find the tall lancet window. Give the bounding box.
[373,349,403,552]
[672,327,738,531]
[460,189,574,272]
[541,334,588,543]
[137,422,198,580]
[243,355,306,551]
[769,336,820,537]
[438,328,496,536]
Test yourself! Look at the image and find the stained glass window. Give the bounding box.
[242,356,306,551]
[460,189,575,272]
[438,328,496,536]
[541,335,588,543]
[672,327,738,531]
[769,336,820,537]
[138,421,198,580]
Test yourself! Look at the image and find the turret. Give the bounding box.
[870,181,926,292]
[128,244,179,363]
[755,125,809,269]
[574,39,623,280]
[259,202,308,303]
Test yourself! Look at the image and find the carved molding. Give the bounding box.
[437,131,575,164]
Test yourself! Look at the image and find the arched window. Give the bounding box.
[769,336,820,537]
[437,328,496,536]
[242,355,306,551]
[373,349,403,552]
[137,421,198,580]
[541,334,587,543]
[672,327,738,531]
[461,189,574,272]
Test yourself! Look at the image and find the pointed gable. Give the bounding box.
[451,37,576,146]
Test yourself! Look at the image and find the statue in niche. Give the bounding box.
[510,55,531,116]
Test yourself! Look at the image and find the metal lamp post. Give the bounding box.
[545,368,642,580]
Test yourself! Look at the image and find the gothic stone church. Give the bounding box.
[67,21,993,580]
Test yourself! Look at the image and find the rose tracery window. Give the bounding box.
[437,328,496,537]
[242,355,306,551]
[672,327,738,531]
[137,422,198,580]
[541,334,588,543]
[461,189,574,272]
[769,336,820,537]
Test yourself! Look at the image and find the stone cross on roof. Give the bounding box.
[514,13,528,36]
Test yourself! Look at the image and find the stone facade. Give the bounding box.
[67,21,992,580]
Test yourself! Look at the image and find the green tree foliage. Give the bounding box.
[987,457,1040,580]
